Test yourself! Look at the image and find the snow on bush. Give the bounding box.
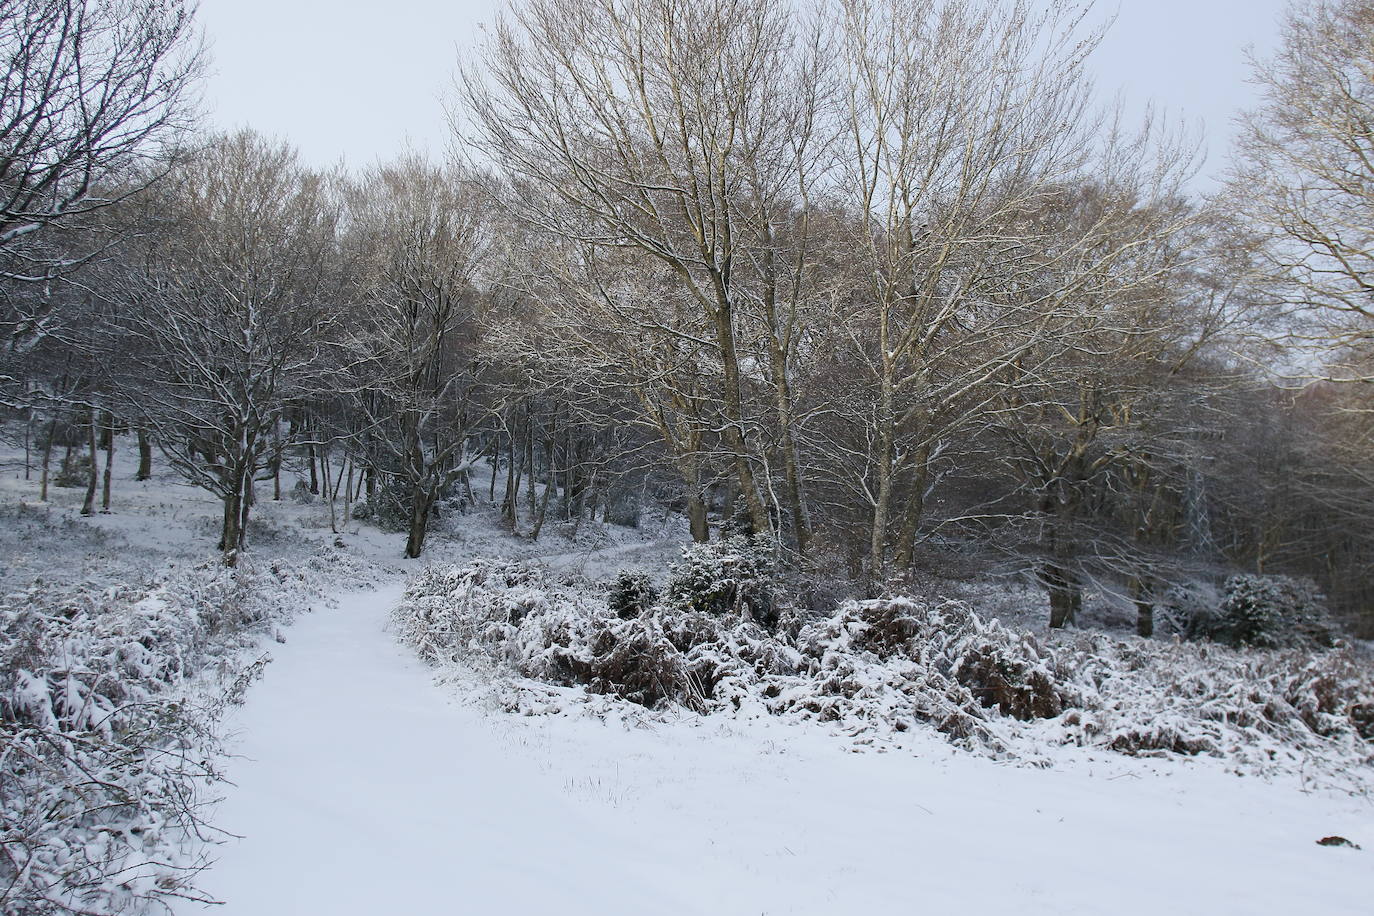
[663,535,776,628]
[395,558,1374,786]
[0,544,373,915]
[1201,575,1334,649]
[607,572,657,620]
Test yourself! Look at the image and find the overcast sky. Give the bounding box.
[197,0,1290,190]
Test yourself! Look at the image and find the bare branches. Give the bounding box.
[0,0,203,357]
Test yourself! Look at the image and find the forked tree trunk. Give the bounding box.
[529,424,557,541]
[892,444,933,571]
[1043,561,1082,629]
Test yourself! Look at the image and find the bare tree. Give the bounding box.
[117,131,340,564]
[826,0,1107,581]
[461,0,826,540]
[488,228,722,541]
[342,154,489,558]
[1231,0,1374,389]
[0,0,202,363]
[976,176,1224,628]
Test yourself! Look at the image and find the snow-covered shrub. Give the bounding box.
[0,578,220,914]
[719,505,755,538]
[1194,575,1334,649]
[665,536,776,628]
[370,479,417,533]
[0,547,352,916]
[602,487,642,528]
[1049,635,1374,775]
[52,453,92,488]
[398,560,758,711]
[395,561,1374,784]
[1155,580,1222,639]
[289,478,317,504]
[607,572,657,619]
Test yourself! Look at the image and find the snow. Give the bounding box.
[3,434,1370,915]
[181,583,1373,915]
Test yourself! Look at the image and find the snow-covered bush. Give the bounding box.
[397,560,1374,784]
[1050,635,1373,775]
[1190,575,1335,649]
[289,479,317,504]
[1155,580,1222,639]
[0,577,219,914]
[0,544,365,916]
[52,453,92,489]
[664,535,776,628]
[607,572,657,619]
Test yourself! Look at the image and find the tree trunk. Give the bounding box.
[867,344,898,582]
[323,449,338,533]
[39,416,57,501]
[220,490,243,565]
[1040,484,1083,629]
[1044,561,1081,629]
[892,443,933,571]
[272,422,282,501]
[343,460,354,532]
[24,406,33,479]
[530,421,558,540]
[525,412,537,518]
[100,412,114,512]
[136,429,152,480]
[1132,576,1155,638]
[1042,553,1083,629]
[404,486,434,558]
[713,299,770,536]
[530,464,556,541]
[80,410,99,517]
[686,493,710,543]
[868,420,895,582]
[307,442,319,494]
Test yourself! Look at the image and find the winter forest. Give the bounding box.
[2,0,1372,913]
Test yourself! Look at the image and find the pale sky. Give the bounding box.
[197,0,1290,189]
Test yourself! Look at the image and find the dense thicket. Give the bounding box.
[2,0,1372,635]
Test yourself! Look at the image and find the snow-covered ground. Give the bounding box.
[184,582,1371,915]
[2,435,1370,915]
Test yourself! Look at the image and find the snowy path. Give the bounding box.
[181,583,694,914]
[182,584,1373,916]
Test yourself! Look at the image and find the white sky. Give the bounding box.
[197,0,1290,189]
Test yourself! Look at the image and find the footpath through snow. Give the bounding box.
[180,579,1373,916]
